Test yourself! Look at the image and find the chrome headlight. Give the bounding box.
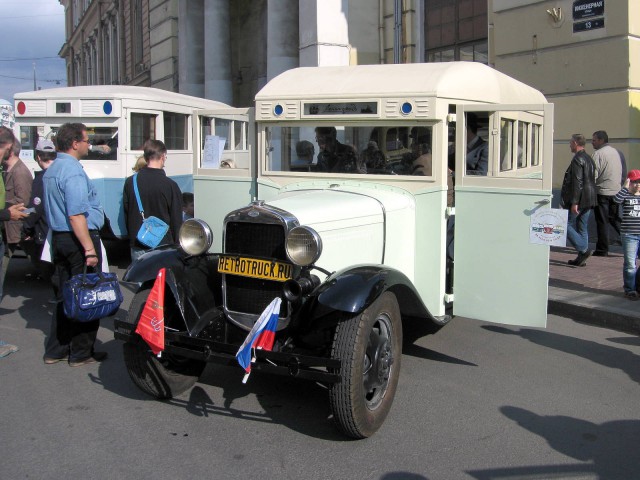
[286,226,322,266]
[179,219,213,256]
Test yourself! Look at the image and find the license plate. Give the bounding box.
[218,256,293,282]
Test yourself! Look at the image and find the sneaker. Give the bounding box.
[624,291,638,299]
[44,355,69,364]
[592,251,609,257]
[69,351,108,367]
[0,342,19,358]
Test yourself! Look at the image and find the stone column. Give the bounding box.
[299,0,350,67]
[203,0,233,104]
[178,0,204,97]
[266,0,299,81]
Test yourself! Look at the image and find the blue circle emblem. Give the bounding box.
[103,101,113,115]
[401,102,412,115]
[274,104,284,116]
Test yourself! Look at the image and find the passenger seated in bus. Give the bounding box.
[411,144,433,176]
[290,140,315,172]
[361,141,385,171]
[315,127,365,174]
[466,113,488,175]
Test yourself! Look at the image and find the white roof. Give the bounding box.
[256,62,547,105]
[15,85,229,109]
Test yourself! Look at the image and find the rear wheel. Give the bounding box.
[329,292,402,438]
[123,287,206,399]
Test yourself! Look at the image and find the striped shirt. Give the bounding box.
[613,188,640,234]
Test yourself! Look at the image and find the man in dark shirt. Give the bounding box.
[561,134,597,267]
[123,140,183,261]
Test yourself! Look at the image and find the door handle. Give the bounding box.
[535,199,550,206]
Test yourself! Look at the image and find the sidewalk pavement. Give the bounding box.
[548,245,640,335]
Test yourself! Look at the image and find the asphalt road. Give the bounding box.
[1,255,639,480]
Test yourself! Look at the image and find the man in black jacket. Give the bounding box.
[561,134,598,266]
[123,140,183,261]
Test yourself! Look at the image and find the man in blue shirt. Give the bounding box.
[43,123,107,367]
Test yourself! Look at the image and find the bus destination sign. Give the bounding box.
[304,102,378,116]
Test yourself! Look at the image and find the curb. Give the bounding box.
[548,287,640,335]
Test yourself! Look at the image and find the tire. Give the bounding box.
[123,287,206,399]
[329,291,402,438]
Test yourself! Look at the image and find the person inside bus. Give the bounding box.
[315,127,365,174]
[466,113,488,175]
[361,141,385,171]
[291,140,315,172]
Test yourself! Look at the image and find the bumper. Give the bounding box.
[114,319,341,384]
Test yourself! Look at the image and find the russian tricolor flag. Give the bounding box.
[236,297,282,382]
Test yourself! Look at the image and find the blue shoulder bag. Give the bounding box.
[133,173,169,248]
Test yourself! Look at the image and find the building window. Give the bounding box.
[133,0,144,72]
[111,19,119,83]
[425,0,488,64]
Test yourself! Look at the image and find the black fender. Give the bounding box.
[122,246,187,285]
[123,247,224,336]
[314,264,435,320]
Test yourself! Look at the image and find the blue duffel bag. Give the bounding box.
[63,269,123,322]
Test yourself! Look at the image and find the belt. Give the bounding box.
[52,229,99,236]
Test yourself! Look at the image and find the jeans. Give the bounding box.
[595,194,621,253]
[566,208,592,254]
[621,233,640,293]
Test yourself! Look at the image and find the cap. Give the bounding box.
[628,170,640,182]
[35,139,55,152]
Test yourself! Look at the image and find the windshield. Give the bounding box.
[265,124,434,176]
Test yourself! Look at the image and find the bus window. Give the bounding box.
[85,127,118,160]
[131,113,156,150]
[164,112,188,150]
[500,118,514,172]
[265,125,433,176]
[19,126,40,150]
[215,118,231,149]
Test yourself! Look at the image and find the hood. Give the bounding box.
[266,186,414,273]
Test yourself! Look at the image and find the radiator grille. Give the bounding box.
[224,221,289,318]
[225,222,286,259]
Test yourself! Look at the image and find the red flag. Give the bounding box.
[135,268,166,355]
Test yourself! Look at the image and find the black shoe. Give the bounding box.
[567,256,580,266]
[576,250,592,267]
[69,351,108,367]
[592,251,608,257]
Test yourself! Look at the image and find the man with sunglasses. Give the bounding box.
[42,123,107,367]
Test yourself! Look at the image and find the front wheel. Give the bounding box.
[329,291,402,438]
[123,287,206,399]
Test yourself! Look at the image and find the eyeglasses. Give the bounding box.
[77,139,90,144]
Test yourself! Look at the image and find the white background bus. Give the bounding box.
[14,86,233,238]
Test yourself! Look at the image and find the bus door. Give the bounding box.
[452,103,553,328]
[193,108,254,251]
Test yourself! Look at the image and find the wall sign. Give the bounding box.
[573,18,605,32]
[573,0,604,20]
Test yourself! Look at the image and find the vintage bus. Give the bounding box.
[14,86,241,238]
[116,63,554,439]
